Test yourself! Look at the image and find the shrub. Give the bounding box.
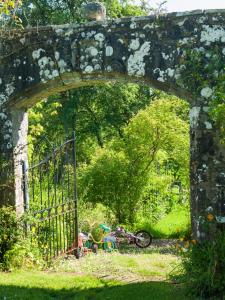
[177,232,225,298]
[0,206,44,270]
[3,237,44,270]
[0,206,22,266]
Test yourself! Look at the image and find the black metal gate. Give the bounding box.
[22,133,79,260]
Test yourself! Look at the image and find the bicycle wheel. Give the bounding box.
[134,230,152,248]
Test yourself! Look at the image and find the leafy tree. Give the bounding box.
[80,96,189,223]
[20,0,147,26]
[28,83,157,162]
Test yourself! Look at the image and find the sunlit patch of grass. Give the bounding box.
[135,206,191,239]
[153,208,191,238]
[52,251,180,282]
[0,270,198,300]
[137,269,162,277]
[0,249,197,300]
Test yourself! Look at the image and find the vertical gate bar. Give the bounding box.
[31,160,35,204]
[47,162,50,207]
[68,200,72,250]
[39,160,43,207]
[22,160,29,236]
[66,146,70,253]
[62,204,66,253]
[55,146,61,256]
[47,160,51,260]
[55,206,59,256]
[52,212,55,258]
[72,131,79,258]
[55,151,59,256]
[53,150,57,257]
[61,149,66,253]
[48,208,52,259]
[22,160,29,211]
[59,146,63,254]
[53,150,57,207]
[68,143,72,250]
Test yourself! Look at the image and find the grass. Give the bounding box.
[0,270,196,300]
[153,208,190,238]
[136,207,191,239]
[51,249,179,281]
[0,244,199,299]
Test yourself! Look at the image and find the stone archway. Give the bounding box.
[1,9,225,239]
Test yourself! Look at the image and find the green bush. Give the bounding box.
[0,206,21,266]
[178,232,225,298]
[3,237,44,270]
[0,206,44,270]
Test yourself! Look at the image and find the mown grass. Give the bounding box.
[0,244,200,300]
[52,249,179,281]
[0,270,197,300]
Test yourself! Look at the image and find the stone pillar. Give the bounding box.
[190,102,225,240]
[0,107,28,215]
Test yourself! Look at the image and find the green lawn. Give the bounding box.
[53,250,179,281]
[0,249,198,300]
[0,271,194,300]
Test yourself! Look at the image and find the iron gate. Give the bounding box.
[22,133,79,260]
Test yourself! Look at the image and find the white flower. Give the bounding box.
[201,87,213,98]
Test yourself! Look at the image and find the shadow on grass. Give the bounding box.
[0,281,197,300]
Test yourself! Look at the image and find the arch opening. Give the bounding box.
[1,10,225,241]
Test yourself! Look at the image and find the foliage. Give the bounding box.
[0,206,21,266]
[79,96,189,224]
[176,232,225,298]
[0,0,23,27]
[3,237,44,270]
[0,153,14,204]
[0,206,44,270]
[140,172,189,223]
[0,0,21,15]
[20,0,147,26]
[28,83,156,162]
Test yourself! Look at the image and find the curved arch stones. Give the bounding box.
[1,9,225,239]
